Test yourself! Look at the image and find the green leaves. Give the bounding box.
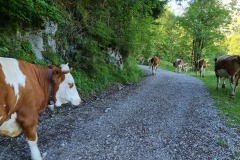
[0,0,65,26]
[179,0,231,60]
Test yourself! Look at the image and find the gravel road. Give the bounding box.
[1,65,240,160]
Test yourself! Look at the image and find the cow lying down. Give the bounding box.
[215,55,240,98]
[0,57,81,160]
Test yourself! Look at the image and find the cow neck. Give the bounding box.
[48,69,54,106]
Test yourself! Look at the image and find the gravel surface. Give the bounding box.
[1,65,240,160]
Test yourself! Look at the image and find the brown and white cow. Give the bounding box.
[194,59,207,77]
[149,56,160,75]
[139,57,145,65]
[173,59,184,73]
[0,57,81,160]
[182,63,189,73]
[214,55,240,98]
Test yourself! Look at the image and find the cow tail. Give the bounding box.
[214,58,217,63]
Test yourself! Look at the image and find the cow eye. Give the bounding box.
[68,83,74,88]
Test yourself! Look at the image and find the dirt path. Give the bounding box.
[1,65,240,160]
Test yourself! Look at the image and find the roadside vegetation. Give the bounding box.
[196,70,240,129]
[74,58,144,98]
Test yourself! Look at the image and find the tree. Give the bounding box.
[178,0,231,61]
[224,14,240,55]
[0,0,65,26]
[151,8,192,63]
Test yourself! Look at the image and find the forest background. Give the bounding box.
[0,0,240,97]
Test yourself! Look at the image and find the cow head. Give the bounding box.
[51,64,81,107]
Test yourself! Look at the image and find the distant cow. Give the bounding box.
[182,63,189,73]
[194,59,207,77]
[139,57,145,65]
[0,57,81,160]
[149,56,160,75]
[173,59,184,73]
[214,55,240,98]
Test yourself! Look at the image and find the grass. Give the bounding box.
[216,139,227,147]
[195,70,240,128]
[159,60,240,129]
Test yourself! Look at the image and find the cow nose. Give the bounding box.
[71,98,82,106]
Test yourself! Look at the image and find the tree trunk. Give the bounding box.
[192,37,204,62]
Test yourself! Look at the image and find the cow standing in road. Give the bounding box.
[149,56,160,76]
[214,55,240,98]
[194,59,207,77]
[173,59,184,73]
[139,57,145,65]
[0,57,81,160]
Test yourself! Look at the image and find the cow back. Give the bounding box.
[194,59,207,71]
[215,55,240,76]
[173,59,183,68]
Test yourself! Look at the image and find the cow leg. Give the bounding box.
[149,64,152,69]
[27,133,42,160]
[178,66,181,73]
[200,68,203,77]
[222,77,226,88]
[230,76,237,98]
[152,65,156,75]
[25,128,42,160]
[17,112,42,160]
[231,75,240,97]
[201,68,205,77]
[235,76,240,95]
[216,76,220,90]
[154,65,158,75]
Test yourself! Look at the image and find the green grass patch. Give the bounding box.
[195,70,240,128]
[160,60,240,128]
[216,139,227,147]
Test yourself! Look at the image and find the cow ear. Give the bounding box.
[237,56,240,61]
[48,65,56,69]
[52,68,63,82]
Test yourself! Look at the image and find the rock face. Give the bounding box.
[45,21,58,53]
[23,21,58,59]
[22,21,125,69]
[23,30,44,59]
[106,47,124,70]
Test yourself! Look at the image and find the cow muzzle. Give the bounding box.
[71,98,82,107]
